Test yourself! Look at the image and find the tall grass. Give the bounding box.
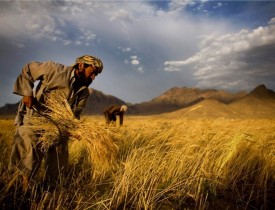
[0,110,274,209]
[28,91,118,179]
[104,118,275,209]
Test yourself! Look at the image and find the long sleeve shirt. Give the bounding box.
[13,61,90,123]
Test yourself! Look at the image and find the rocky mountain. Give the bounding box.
[0,102,19,116]
[130,87,247,115]
[1,85,275,119]
[83,89,126,114]
[228,84,275,118]
[163,84,275,119]
[0,89,127,116]
[247,84,275,100]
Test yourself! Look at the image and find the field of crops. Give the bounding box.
[0,116,274,209]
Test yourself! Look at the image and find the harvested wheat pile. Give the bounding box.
[28,90,118,178]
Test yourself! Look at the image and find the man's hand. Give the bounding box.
[23,95,34,108]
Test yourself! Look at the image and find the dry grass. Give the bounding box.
[105,117,275,209]
[0,108,274,209]
[27,91,118,178]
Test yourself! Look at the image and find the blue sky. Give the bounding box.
[0,0,275,107]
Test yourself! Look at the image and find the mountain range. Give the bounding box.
[162,84,275,119]
[1,84,275,119]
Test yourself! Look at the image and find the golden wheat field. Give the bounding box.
[0,115,275,209]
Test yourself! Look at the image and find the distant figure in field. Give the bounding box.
[104,105,128,126]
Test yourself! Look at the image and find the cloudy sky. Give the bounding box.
[1,0,275,107]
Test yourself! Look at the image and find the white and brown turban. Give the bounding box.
[75,55,103,73]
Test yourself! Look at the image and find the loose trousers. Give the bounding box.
[10,124,68,184]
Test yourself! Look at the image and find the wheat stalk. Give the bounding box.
[28,90,118,178]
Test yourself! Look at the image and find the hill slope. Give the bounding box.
[1,85,275,118]
[131,87,246,115]
[0,89,127,116]
[163,85,275,119]
[83,89,126,114]
[229,84,275,118]
[0,102,19,116]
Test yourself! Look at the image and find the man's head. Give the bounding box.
[120,105,128,112]
[75,55,103,86]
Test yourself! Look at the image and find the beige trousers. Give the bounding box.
[10,124,68,184]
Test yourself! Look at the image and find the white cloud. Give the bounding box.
[131,56,140,65]
[131,59,139,65]
[268,17,275,25]
[131,55,138,59]
[137,66,144,73]
[120,47,131,52]
[0,1,103,46]
[63,40,72,46]
[168,0,196,11]
[215,2,223,9]
[0,1,229,52]
[164,18,275,89]
[75,40,82,45]
[109,9,133,22]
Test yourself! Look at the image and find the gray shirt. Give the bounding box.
[13,61,90,124]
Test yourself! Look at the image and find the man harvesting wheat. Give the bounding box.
[9,55,103,192]
[104,104,128,126]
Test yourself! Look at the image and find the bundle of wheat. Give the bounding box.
[28,90,118,178]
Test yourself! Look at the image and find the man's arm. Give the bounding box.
[13,61,60,96]
[13,61,57,108]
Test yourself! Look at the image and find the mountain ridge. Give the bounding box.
[163,84,275,119]
[0,84,275,118]
[130,86,247,115]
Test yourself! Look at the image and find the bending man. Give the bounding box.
[10,55,103,191]
[103,105,128,126]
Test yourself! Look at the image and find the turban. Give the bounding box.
[75,55,103,72]
[120,105,128,112]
